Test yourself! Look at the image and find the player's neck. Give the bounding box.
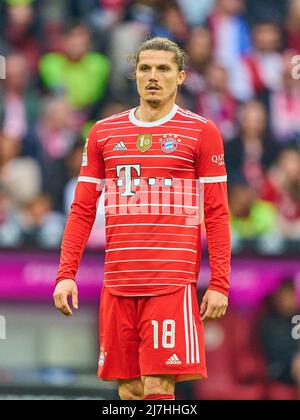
[135,101,176,123]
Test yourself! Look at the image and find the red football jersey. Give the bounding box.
[56,105,231,296]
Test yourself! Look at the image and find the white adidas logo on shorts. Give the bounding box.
[166,353,182,365]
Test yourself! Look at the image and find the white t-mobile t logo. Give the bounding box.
[116,164,141,197]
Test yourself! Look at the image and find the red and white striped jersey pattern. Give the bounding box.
[56,105,230,297]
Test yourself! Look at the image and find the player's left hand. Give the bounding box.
[200,290,228,321]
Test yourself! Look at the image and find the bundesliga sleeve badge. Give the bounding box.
[136,134,152,152]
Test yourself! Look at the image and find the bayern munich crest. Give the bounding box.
[160,134,181,153]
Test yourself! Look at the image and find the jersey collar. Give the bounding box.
[129,104,179,127]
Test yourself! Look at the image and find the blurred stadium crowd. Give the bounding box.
[0,0,300,250]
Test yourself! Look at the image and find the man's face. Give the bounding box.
[253,23,281,52]
[135,50,186,107]
[64,27,91,61]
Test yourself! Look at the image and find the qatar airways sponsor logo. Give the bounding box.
[100,164,204,225]
[211,154,225,166]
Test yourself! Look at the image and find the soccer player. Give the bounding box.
[53,37,231,400]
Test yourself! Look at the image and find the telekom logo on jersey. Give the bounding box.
[98,164,204,225]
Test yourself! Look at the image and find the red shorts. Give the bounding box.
[97,284,207,382]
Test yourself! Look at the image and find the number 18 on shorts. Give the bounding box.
[98,284,207,382]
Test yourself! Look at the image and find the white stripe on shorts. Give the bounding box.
[183,286,190,364]
[183,284,200,365]
[188,285,195,364]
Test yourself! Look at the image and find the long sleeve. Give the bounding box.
[195,119,231,296]
[204,182,231,296]
[55,123,105,284]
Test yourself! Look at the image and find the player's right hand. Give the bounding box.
[53,279,78,317]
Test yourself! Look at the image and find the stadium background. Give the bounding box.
[0,0,300,400]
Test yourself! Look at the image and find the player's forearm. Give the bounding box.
[204,182,231,296]
[56,183,101,284]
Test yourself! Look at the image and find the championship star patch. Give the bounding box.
[136,134,152,152]
[160,134,181,153]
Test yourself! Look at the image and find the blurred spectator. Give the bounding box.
[0,53,39,141]
[285,0,300,53]
[207,0,253,101]
[177,0,214,26]
[207,0,251,66]
[237,20,283,98]
[1,2,41,73]
[36,0,69,52]
[128,0,160,25]
[246,0,289,26]
[63,140,85,214]
[259,279,300,398]
[0,185,22,248]
[66,0,102,22]
[18,193,65,249]
[65,1,132,56]
[33,97,78,211]
[0,134,41,206]
[100,0,129,14]
[37,97,77,161]
[269,51,300,144]
[225,101,278,190]
[108,1,175,101]
[196,61,237,141]
[87,0,132,35]
[182,27,212,109]
[152,1,189,46]
[261,147,300,240]
[39,24,110,111]
[229,180,278,241]
[108,16,150,101]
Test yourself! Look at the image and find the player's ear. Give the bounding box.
[177,70,186,86]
